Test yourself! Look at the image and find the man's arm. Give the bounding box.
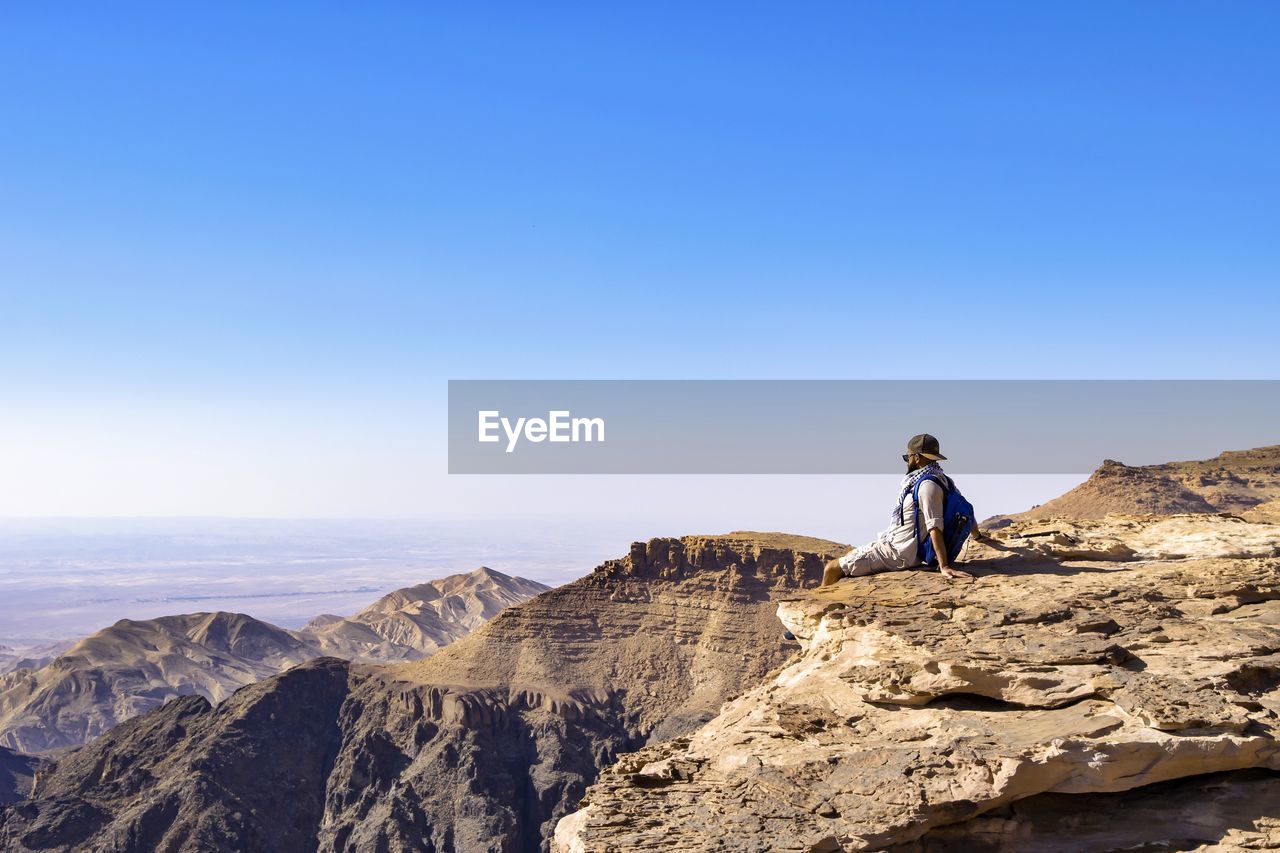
[930,527,972,580]
[918,481,973,580]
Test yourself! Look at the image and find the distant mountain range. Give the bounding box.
[0,567,549,753]
[0,643,72,677]
[301,566,548,660]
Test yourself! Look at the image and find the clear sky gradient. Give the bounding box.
[1,4,1276,524]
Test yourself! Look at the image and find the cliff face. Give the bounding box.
[317,533,839,851]
[0,533,840,851]
[554,515,1280,852]
[402,533,839,735]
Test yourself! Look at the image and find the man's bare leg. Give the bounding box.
[821,558,844,587]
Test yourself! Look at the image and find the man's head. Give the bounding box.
[903,433,946,472]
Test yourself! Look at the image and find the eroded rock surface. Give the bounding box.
[969,513,1280,564]
[554,515,1280,852]
[897,768,1280,851]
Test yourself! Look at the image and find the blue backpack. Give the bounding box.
[911,475,976,567]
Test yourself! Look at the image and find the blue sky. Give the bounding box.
[1,3,1276,520]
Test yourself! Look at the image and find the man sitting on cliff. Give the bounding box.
[821,434,980,586]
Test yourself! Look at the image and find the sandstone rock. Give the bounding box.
[968,513,1280,565]
[1245,498,1280,524]
[554,514,1280,851]
[897,768,1280,851]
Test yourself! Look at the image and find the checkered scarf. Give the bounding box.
[894,462,945,525]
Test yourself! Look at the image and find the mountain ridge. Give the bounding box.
[0,567,548,753]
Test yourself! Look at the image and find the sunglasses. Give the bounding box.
[902,453,913,462]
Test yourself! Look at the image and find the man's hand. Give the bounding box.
[940,565,973,580]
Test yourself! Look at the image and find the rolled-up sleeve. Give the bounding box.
[918,480,945,533]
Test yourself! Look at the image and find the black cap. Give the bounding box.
[906,433,947,460]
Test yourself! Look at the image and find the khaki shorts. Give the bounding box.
[838,542,901,577]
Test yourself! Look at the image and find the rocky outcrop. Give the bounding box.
[899,768,1280,851]
[1246,498,1280,524]
[0,569,548,753]
[1152,445,1280,513]
[0,533,840,851]
[968,512,1280,564]
[991,444,1280,524]
[554,515,1280,851]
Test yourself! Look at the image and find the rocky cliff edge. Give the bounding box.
[555,513,1280,851]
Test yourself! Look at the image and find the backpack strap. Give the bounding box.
[910,475,948,546]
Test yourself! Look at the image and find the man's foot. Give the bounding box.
[782,630,796,641]
[940,566,974,580]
